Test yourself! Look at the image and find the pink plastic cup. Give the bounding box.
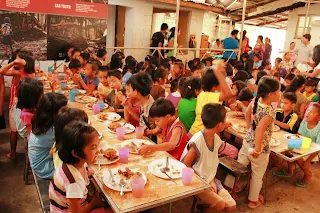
[93,104,101,115]
[119,147,129,163]
[182,167,194,186]
[135,127,144,139]
[116,127,125,140]
[131,177,145,198]
[64,74,69,80]
[48,72,52,78]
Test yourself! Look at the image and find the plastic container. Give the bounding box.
[131,177,145,198]
[48,66,54,72]
[118,147,129,163]
[58,74,65,81]
[301,137,312,150]
[98,102,105,111]
[93,104,101,115]
[288,138,302,150]
[116,127,126,140]
[69,90,77,102]
[182,167,194,186]
[60,83,67,90]
[135,127,144,139]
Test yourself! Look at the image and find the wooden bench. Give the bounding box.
[32,169,51,213]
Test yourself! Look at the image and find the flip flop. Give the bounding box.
[5,153,15,160]
[248,195,265,209]
[295,181,310,188]
[272,170,291,178]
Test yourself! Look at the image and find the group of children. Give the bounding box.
[0,45,319,212]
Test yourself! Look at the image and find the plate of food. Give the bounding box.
[227,111,245,118]
[95,112,121,122]
[97,130,103,139]
[148,158,186,179]
[270,138,281,147]
[75,95,97,103]
[103,167,147,192]
[107,122,135,134]
[121,139,154,154]
[284,133,301,140]
[85,102,109,110]
[231,124,247,134]
[95,148,119,165]
[273,125,280,132]
[78,90,87,95]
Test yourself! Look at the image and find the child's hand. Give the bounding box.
[50,80,57,91]
[210,180,217,193]
[73,73,82,81]
[93,90,99,97]
[138,145,154,155]
[14,58,26,67]
[115,92,126,105]
[224,122,232,129]
[109,107,115,112]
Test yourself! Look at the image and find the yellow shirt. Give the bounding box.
[189,91,220,135]
[303,91,316,102]
[98,83,112,97]
[52,143,62,169]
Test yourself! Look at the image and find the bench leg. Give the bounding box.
[231,176,241,198]
[24,141,29,185]
[190,196,198,213]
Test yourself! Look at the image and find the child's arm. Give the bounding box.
[145,126,161,136]
[78,77,96,95]
[183,145,198,168]
[274,120,290,130]
[68,197,96,213]
[214,65,233,102]
[252,115,273,158]
[245,101,253,129]
[0,61,21,76]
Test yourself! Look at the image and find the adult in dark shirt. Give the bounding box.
[263,37,272,63]
[241,53,253,75]
[150,23,168,58]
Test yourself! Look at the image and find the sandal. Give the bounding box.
[272,170,291,178]
[5,153,15,160]
[248,195,264,209]
[295,181,310,188]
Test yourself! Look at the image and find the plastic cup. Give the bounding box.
[182,167,194,186]
[64,74,69,80]
[98,102,105,111]
[69,90,76,102]
[48,66,54,72]
[116,127,126,140]
[135,127,144,139]
[53,74,58,80]
[131,177,145,198]
[302,137,312,150]
[60,83,67,90]
[93,104,101,115]
[119,147,129,163]
[288,138,302,150]
[48,72,52,78]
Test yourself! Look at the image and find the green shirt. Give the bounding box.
[178,98,197,132]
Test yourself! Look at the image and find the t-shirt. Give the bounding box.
[82,76,99,87]
[275,108,301,134]
[28,128,55,179]
[223,37,239,60]
[139,95,155,128]
[298,120,320,144]
[167,91,181,108]
[178,98,197,132]
[303,92,319,102]
[253,60,262,68]
[294,92,308,115]
[97,83,112,97]
[295,44,313,66]
[189,91,220,135]
[150,32,165,48]
[122,72,132,88]
[150,84,165,100]
[180,131,222,183]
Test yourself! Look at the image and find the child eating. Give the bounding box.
[230,88,254,113]
[303,79,319,102]
[94,66,112,100]
[106,69,125,114]
[76,61,100,95]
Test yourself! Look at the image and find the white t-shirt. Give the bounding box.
[315,64,320,90]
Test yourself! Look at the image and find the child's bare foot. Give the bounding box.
[5,153,16,160]
[248,195,264,209]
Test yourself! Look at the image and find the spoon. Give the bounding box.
[119,179,126,196]
[108,168,116,186]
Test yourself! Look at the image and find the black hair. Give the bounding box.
[273,72,281,78]
[32,93,68,135]
[237,88,254,102]
[193,58,201,64]
[71,48,81,57]
[201,103,227,129]
[136,61,145,73]
[126,72,153,97]
[305,79,318,87]
[275,57,282,63]
[169,56,177,63]
[17,77,43,110]
[69,59,82,69]
[282,92,297,104]
[98,65,109,73]
[253,53,262,60]
[149,98,175,118]
[110,53,123,70]
[290,41,295,46]
[170,79,179,93]
[161,23,169,31]
[188,60,195,69]
[55,107,88,149]
[285,75,306,93]
[284,73,295,81]
[303,34,311,41]
[226,63,234,77]
[65,46,74,63]
[87,61,99,73]
[17,52,35,74]
[178,77,187,94]
[255,70,268,85]
[241,53,249,59]
[58,121,98,164]
[160,59,170,70]
[152,68,167,83]
[232,70,249,83]
[312,44,320,67]
[201,68,219,92]
[206,57,214,64]
[252,76,280,130]
[233,62,244,71]
[79,52,91,63]
[182,77,201,99]
[146,64,156,77]
[231,29,239,36]
[97,48,107,58]
[123,58,137,75]
[168,27,178,41]
[190,63,202,73]
[107,69,122,80]
[232,80,247,95]
[258,35,263,42]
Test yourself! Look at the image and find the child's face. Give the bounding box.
[82,134,100,164]
[284,79,291,86]
[173,64,182,75]
[306,106,320,123]
[253,56,260,62]
[192,69,202,78]
[72,52,80,59]
[108,76,122,90]
[270,88,281,103]
[231,85,239,96]
[285,53,291,61]
[265,64,271,70]
[153,115,170,129]
[206,61,212,67]
[281,98,294,112]
[242,57,247,62]
[293,69,300,75]
[125,84,138,100]
[305,85,315,93]
[252,70,258,79]
[84,64,95,77]
[98,71,108,87]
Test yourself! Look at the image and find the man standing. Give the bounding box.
[295,34,313,67]
[150,23,168,58]
[263,37,272,63]
[223,30,239,65]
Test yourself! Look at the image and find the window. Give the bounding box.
[294,16,311,39]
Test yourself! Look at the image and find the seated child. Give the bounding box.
[122,58,137,87]
[181,103,236,212]
[253,53,262,69]
[205,57,214,67]
[28,93,68,179]
[274,92,301,133]
[170,61,184,81]
[230,88,254,113]
[190,63,203,78]
[68,59,82,85]
[138,98,188,160]
[106,69,125,115]
[303,79,319,102]
[232,70,249,83]
[225,63,234,87]
[77,61,100,95]
[247,68,259,88]
[49,121,111,213]
[93,66,112,100]
[167,78,185,108]
[227,80,246,107]
[150,68,166,100]
[124,82,141,127]
[284,73,295,86]
[78,52,91,68]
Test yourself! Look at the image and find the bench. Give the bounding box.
[32,169,51,213]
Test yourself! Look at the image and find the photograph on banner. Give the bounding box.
[47,15,107,60]
[0,11,47,60]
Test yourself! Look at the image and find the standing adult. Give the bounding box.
[241,30,250,54]
[263,37,272,63]
[167,27,181,58]
[295,34,313,67]
[302,44,320,91]
[150,23,168,58]
[253,35,265,60]
[223,29,239,66]
[212,39,223,54]
[289,42,298,63]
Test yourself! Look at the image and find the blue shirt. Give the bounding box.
[253,60,262,68]
[122,72,132,87]
[83,76,99,87]
[28,128,55,179]
[223,37,239,60]
[298,120,320,144]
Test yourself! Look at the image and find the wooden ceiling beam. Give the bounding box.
[229,0,274,14]
[257,17,288,26]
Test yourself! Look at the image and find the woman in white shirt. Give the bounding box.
[302,45,320,90]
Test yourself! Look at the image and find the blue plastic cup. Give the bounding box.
[60,83,67,90]
[288,138,302,150]
[98,102,105,110]
[58,74,65,81]
[69,90,76,102]
[48,66,54,72]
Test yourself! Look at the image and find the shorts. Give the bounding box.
[9,107,17,132]
[197,188,236,208]
[2,35,12,45]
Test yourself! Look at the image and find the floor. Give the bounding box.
[1,89,320,213]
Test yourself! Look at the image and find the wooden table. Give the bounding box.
[226,115,320,163]
[68,102,211,213]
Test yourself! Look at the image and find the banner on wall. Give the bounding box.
[0,0,108,60]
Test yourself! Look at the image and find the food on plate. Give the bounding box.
[98,113,109,120]
[125,142,146,152]
[118,167,135,179]
[228,111,245,118]
[80,96,91,101]
[109,122,121,131]
[102,148,118,161]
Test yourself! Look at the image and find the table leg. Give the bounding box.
[168,202,172,213]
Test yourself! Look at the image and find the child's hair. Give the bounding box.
[182,77,201,99]
[188,59,196,69]
[285,75,306,93]
[252,76,280,130]
[226,63,234,77]
[237,88,254,102]
[305,78,318,87]
[136,61,145,73]
[253,53,262,60]
[123,59,137,75]
[107,69,123,80]
[80,52,91,63]
[97,48,107,58]
[178,77,187,93]
[290,67,297,73]
[273,72,281,78]
[232,70,249,83]
[17,52,35,74]
[55,107,88,148]
[87,61,99,73]
[201,68,219,92]
[241,53,249,59]
[201,103,227,129]
[160,59,170,70]
[152,68,167,83]
[251,68,259,75]
[149,98,175,118]
[71,48,81,57]
[232,80,247,94]
[32,93,68,135]
[170,79,179,93]
[58,121,98,164]
[69,59,82,69]
[233,63,244,72]
[146,64,156,77]
[126,72,153,97]
[282,92,297,104]
[17,77,43,110]
[275,57,282,64]
[255,70,268,85]
[190,63,202,73]
[98,65,109,73]
[174,61,184,72]
[110,53,123,70]
[206,57,214,65]
[284,73,295,81]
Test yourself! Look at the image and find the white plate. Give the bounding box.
[107,122,135,134]
[227,111,245,118]
[103,168,147,192]
[148,158,186,179]
[121,139,154,154]
[85,103,109,110]
[273,125,280,132]
[98,130,103,139]
[95,148,119,165]
[75,96,97,103]
[95,112,121,122]
[231,124,247,134]
[270,138,281,147]
[284,133,300,140]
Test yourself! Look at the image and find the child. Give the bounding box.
[190,63,203,78]
[170,61,184,81]
[250,70,268,96]
[150,68,166,100]
[189,63,233,135]
[227,80,246,107]
[253,53,262,69]
[68,59,82,84]
[248,68,259,85]
[263,61,272,73]
[71,48,81,59]
[303,79,319,102]
[106,69,125,114]
[49,121,111,213]
[138,98,188,160]
[280,52,294,74]
[274,92,301,133]
[97,48,107,65]
[124,83,141,127]
[76,61,100,95]
[122,58,137,87]
[78,52,91,67]
[63,47,74,73]
[205,57,214,67]
[232,70,249,83]
[93,66,112,100]
[284,73,295,86]
[167,78,185,108]
[230,88,254,113]
[178,77,202,132]
[28,93,68,179]
[181,103,236,212]
[225,63,234,87]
